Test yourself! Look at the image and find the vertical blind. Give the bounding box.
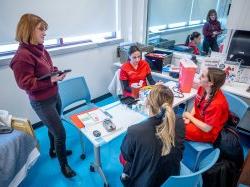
[191,0,218,21]
[148,0,193,27]
[0,0,116,44]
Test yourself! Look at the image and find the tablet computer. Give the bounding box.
[37,71,60,80]
[37,69,72,80]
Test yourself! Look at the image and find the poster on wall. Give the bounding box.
[236,66,250,84]
[218,61,240,84]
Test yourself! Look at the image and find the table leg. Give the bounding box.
[90,146,109,187]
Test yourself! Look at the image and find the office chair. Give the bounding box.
[224,91,249,135]
[58,76,97,159]
[223,91,248,120]
[182,141,213,172]
[162,148,220,187]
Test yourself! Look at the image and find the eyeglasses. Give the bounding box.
[172,86,184,98]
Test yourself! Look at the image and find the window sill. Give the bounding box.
[0,38,124,67]
[148,24,204,38]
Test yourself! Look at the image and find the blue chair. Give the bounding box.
[58,76,97,159]
[162,148,220,187]
[224,91,249,120]
[182,141,213,172]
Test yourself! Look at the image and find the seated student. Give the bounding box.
[185,31,202,55]
[183,67,229,143]
[120,85,185,187]
[120,45,156,97]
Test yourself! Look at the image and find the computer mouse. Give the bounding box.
[93,130,101,137]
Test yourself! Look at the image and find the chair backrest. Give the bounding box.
[108,69,123,97]
[223,91,248,119]
[162,149,220,187]
[58,76,91,112]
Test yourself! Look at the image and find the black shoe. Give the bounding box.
[49,149,73,158]
[61,164,76,178]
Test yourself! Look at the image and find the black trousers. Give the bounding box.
[203,38,219,54]
[30,94,67,167]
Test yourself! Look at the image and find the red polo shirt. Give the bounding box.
[185,87,229,143]
[188,41,200,55]
[120,60,151,96]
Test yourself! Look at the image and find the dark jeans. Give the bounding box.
[203,38,219,54]
[30,94,67,167]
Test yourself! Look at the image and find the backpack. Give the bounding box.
[203,113,244,187]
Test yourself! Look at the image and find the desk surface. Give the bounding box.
[80,83,196,147]
[222,82,250,99]
[114,62,250,99]
[80,102,146,147]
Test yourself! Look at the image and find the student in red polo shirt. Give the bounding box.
[120,46,156,97]
[183,67,229,143]
[185,32,202,55]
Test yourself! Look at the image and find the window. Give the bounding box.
[148,0,192,29]
[148,0,219,31]
[0,0,118,55]
[191,0,218,22]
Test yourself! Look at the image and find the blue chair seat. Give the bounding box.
[163,149,220,187]
[182,141,213,172]
[180,162,193,175]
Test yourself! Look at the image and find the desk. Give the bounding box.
[222,82,250,99]
[114,62,250,99]
[81,102,146,187]
[76,85,196,186]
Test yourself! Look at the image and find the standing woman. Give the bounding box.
[202,9,222,54]
[10,14,76,178]
[183,67,229,143]
[120,85,185,187]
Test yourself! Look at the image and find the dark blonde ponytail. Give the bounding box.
[146,85,176,156]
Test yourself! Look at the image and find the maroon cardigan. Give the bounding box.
[10,43,58,101]
[203,20,221,41]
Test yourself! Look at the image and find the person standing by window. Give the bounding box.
[10,14,76,178]
[202,9,222,54]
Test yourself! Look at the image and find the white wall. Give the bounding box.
[0,45,119,123]
[227,0,250,31]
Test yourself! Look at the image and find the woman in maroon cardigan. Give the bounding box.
[10,14,76,178]
[202,9,222,54]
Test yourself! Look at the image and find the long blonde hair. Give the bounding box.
[146,85,175,156]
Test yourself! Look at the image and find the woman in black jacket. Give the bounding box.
[120,85,185,187]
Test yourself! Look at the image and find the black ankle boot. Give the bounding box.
[49,149,73,158]
[61,164,76,178]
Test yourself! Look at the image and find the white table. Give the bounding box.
[222,82,250,99]
[77,84,196,186]
[114,62,250,99]
[80,102,146,187]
